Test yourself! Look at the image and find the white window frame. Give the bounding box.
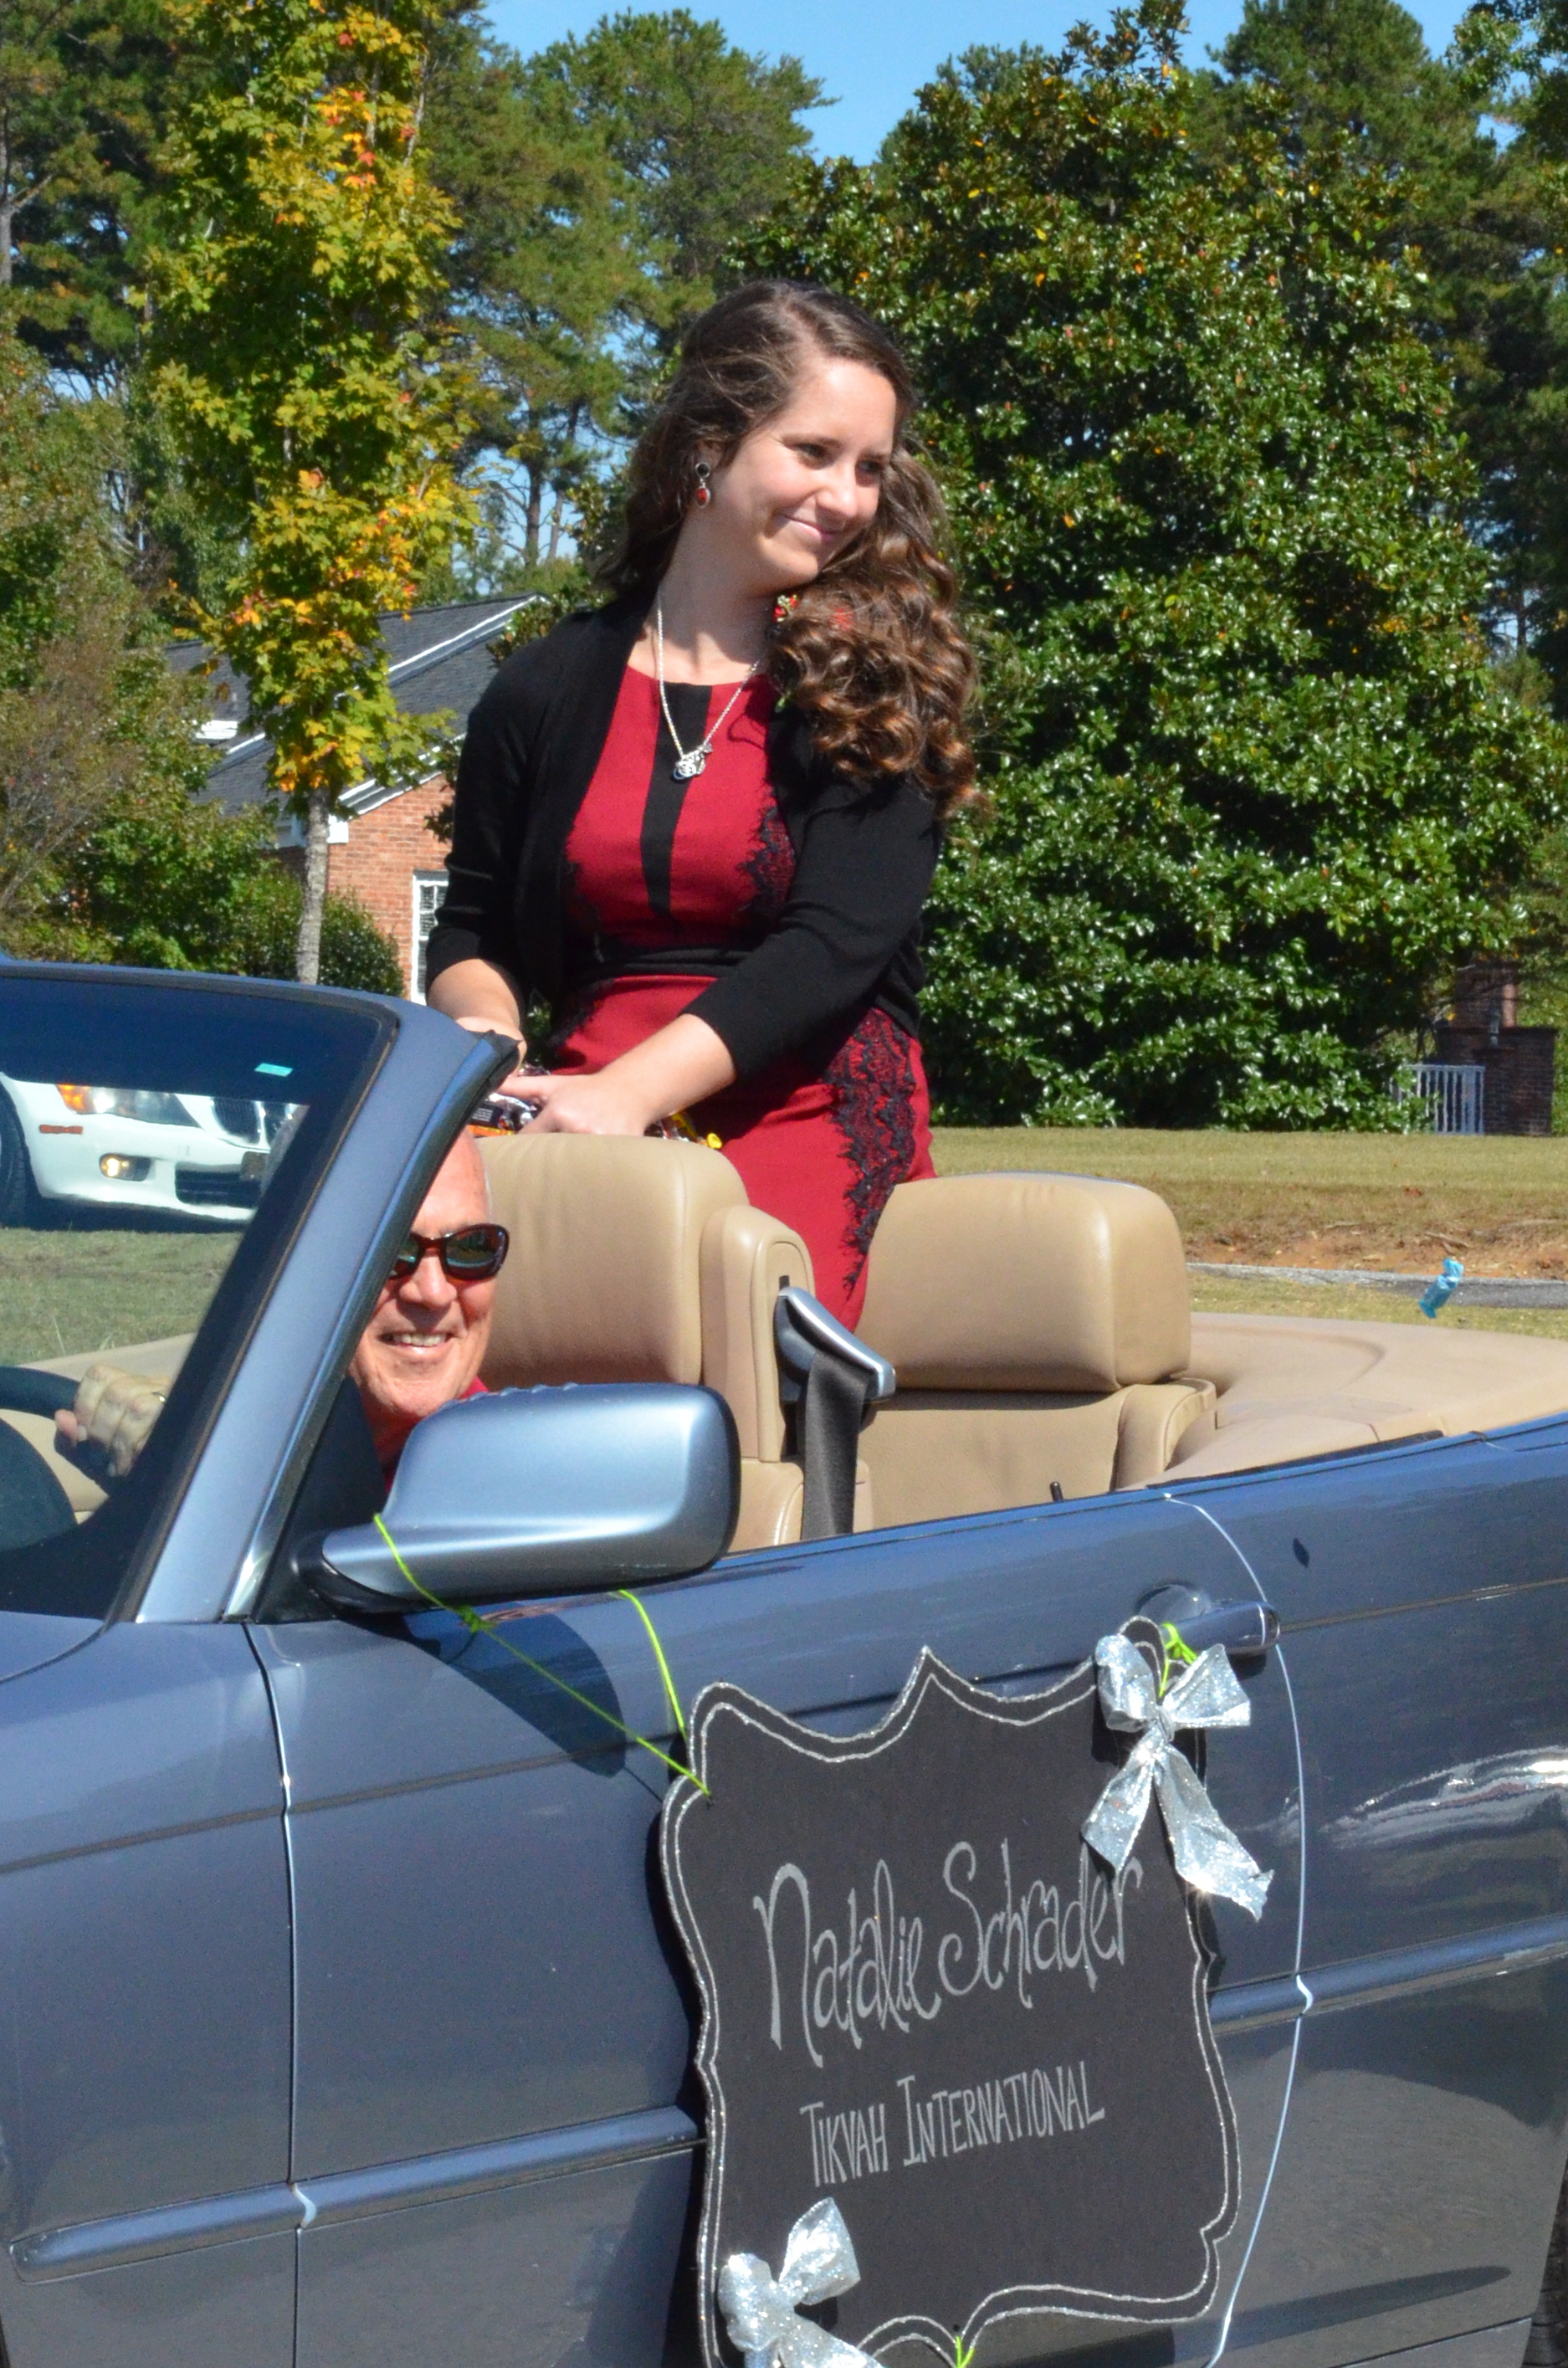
[412,872,447,1004]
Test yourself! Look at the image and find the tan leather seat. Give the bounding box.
[1172,1310,1568,1476]
[854,1172,1212,1525]
[477,1135,869,1550]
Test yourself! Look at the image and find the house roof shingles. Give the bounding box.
[177,597,526,815]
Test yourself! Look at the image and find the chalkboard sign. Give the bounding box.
[661,1646,1238,2365]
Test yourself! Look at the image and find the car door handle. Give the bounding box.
[1172,1601,1279,1659]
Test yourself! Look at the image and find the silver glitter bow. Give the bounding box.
[717,2197,875,2368]
[1082,1631,1273,1919]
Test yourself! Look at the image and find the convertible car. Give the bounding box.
[2,961,1568,2368]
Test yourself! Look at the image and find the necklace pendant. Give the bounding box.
[673,748,707,781]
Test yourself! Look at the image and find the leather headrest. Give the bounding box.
[479,1135,746,1386]
[858,1172,1190,1392]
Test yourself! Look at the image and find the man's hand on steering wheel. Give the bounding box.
[54,1365,167,1482]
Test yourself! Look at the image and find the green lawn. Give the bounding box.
[0,1225,238,1366]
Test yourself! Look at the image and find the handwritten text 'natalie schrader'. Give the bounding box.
[752,1839,1140,2070]
[798,2059,1107,2189]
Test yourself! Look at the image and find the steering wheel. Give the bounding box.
[0,1370,78,1419]
[0,1367,80,1550]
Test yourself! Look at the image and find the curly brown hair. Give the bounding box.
[599,281,976,817]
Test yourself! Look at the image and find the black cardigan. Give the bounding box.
[423,596,942,1081]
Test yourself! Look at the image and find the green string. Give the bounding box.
[616,1587,689,1740]
[372,1515,708,1794]
[1158,1622,1199,1697]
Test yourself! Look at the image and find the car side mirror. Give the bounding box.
[301,1383,739,1616]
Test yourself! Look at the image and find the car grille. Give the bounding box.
[212,1098,262,1141]
[210,1099,291,1145]
[175,1166,261,1210]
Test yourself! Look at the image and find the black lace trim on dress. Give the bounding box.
[825,1008,918,1303]
[740,795,795,930]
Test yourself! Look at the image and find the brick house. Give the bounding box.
[174,598,526,996]
[1432,959,1558,1135]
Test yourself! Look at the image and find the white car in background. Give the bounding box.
[0,1074,290,1224]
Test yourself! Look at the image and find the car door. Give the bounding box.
[252,1480,1304,2368]
[1181,1421,1568,2368]
[0,1620,294,2368]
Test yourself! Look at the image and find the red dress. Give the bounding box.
[546,666,935,1325]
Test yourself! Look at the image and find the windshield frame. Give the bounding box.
[0,965,400,1622]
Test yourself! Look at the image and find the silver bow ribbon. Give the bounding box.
[717,2197,874,2368]
[1082,1631,1273,1919]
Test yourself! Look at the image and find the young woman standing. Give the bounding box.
[424,279,975,1325]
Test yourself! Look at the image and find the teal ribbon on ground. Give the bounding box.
[372,1515,706,1793]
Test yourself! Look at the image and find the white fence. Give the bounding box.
[1397,1062,1486,1135]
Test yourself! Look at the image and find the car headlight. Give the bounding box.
[56,1084,196,1126]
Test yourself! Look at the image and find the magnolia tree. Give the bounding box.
[146,0,473,983]
[747,0,1567,1125]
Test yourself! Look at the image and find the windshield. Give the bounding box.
[0,970,392,1619]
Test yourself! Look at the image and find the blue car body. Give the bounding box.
[0,966,1565,2368]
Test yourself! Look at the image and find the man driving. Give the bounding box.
[57,1132,507,1481]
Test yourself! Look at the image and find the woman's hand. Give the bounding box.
[522,1013,737,1137]
[521,1069,665,1135]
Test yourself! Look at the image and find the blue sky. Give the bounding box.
[485,0,1472,161]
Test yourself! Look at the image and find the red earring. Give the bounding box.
[694,460,712,508]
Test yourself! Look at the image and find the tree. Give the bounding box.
[418,9,827,574]
[0,290,402,992]
[144,0,474,984]
[0,0,177,382]
[0,328,194,943]
[37,775,404,989]
[423,18,653,572]
[1466,0,1568,707]
[745,3,1566,1125]
[1196,0,1486,187]
[1193,0,1565,689]
[527,11,826,345]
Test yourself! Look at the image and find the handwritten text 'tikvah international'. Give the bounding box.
[798,2058,1108,2190]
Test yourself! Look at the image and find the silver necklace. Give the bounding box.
[654,601,758,781]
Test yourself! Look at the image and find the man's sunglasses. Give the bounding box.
[387,1224,510,1284]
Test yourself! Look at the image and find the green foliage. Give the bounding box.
[1195,0,1492,188]
[1194,0,1568,705]
[143,0,475,980]
[420,8,824,573]
[1463,0,1568,710]
[0,0,176,382]
[530,10,826,341]
[423,19,655,573]
[0,324,400,995]
[746,3,1567,1125]
[28,773,403,991]
[0,330,201,941]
